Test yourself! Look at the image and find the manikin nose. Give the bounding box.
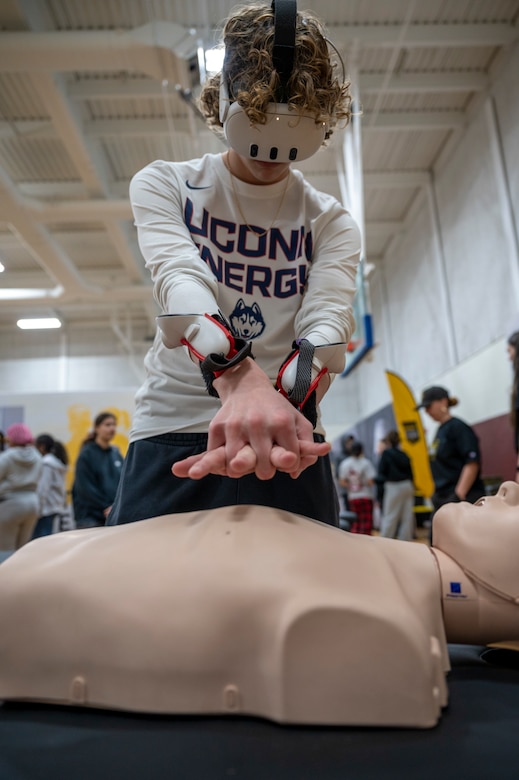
[496,481,519,506]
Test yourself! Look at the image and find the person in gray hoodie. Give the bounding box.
[33,434,71,539]
[0,423,42,551]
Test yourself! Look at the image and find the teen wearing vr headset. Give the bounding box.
[107,1,360,528]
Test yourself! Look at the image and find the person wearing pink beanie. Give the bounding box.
[0,423,42,550]
[5,423,34,447]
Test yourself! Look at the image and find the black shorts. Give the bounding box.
[107,432,339,527]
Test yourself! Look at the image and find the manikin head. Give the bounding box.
[434,480,519,537]
[433,481,519,600]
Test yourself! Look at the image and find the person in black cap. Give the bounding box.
[416,386,485,522]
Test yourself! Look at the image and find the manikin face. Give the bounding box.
[435,481,519,530]
[433,482,519,595]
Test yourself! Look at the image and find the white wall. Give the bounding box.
[0,328,146,394]
[321,40,519,440]
[492,43,519,262]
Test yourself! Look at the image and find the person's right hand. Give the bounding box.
[172,438,331,481]
[172,358,330,480]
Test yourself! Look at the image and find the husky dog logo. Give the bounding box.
[229,299,266,340]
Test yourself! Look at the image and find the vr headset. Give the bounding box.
[219,0,328,163]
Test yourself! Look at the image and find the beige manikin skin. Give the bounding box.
[0,483,517,728]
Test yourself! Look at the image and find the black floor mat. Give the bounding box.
[0,644,518,780]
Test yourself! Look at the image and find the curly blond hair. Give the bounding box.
[199,3,351,141]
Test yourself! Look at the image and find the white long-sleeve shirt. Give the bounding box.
[129,153,361,439]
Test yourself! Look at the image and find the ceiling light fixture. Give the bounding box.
[16,317,62,330]
[204,46,224,75]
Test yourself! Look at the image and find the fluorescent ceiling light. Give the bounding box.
[0,286,63,300]
[204,46,224,75]
[17,317,62,330]
[0,261,4,272]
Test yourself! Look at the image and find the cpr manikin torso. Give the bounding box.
[0,484,517,728]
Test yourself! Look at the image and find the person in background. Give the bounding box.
[507,331,519,482]
[33,434,71,539]
[335,434,356,512]
[338,441,376,534]
[0,423,42,550]
[416,386,485,524]
[0,431,5,452]
[72,412,123,529]
[373,436,388,506]
[376,430,415,542]
[107,2,360,530]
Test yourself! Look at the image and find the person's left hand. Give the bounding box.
[172,438,331,481]
[173,357,331,480]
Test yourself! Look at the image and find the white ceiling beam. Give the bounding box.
[67,71,490,102]
[26,72,144,281]
[360,71,489,94]
[29,72,108,197]
[363,170,429,188]
[11,172,429,215]
[26,199,133,222]
[69,78,172,100]
[0,120,54,139]
[17,182,90,198]
[82,111,465,136]
[17,181,131,199]
[104,222,142,281]
[84,117,200,137]
[0,167,101,297]
[332,22,518,48]
[0,111,466,147]
[0,23,199,83]
[0,24,515,78]
[1,108,466,144]
[0,167,141,303]
[364,111,466,130]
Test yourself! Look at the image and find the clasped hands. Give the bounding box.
[172,358,330,481]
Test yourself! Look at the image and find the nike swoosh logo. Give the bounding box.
[186,181,213,190]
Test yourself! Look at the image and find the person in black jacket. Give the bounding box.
[376,430,415,541]
[416,386,485,517]
[72,412,123,529]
